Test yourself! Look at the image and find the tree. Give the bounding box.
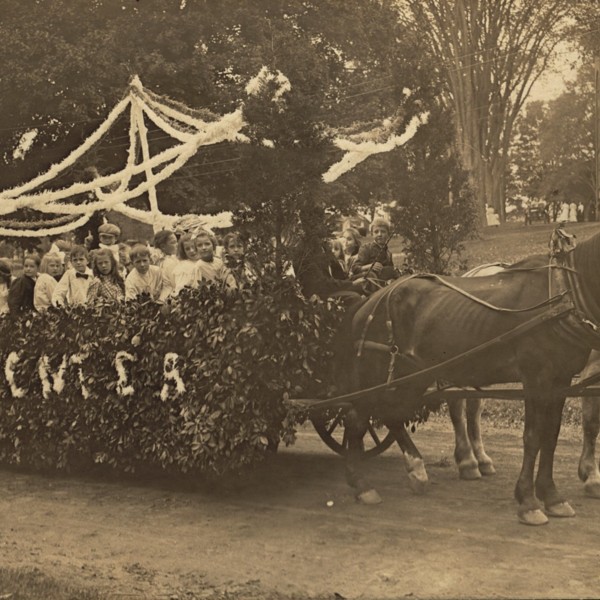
[405,0,571,222]
[509,66,595,219]
[388,107,477,274]
[508,100,545,206]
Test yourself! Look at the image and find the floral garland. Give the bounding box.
[322,112,429,183]
[0,96,132,201]
[0,70,429,237]
[0,214,92,238]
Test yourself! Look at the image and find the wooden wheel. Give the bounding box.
[311,408,396,458]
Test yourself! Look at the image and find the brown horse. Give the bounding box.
[454,265,600,499]
[335,233,600,525]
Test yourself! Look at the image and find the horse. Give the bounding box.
[456,264,600,500]
[333,231,600,525]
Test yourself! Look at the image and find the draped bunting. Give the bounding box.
[0,70,427,237]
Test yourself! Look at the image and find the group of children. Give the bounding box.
[0,216,397,317]
[328,218,397,284]
[0,222,253,317]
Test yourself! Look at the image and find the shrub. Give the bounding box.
[0,274,343,475]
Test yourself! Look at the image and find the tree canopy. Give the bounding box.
[405,0,571,222]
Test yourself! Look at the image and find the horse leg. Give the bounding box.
[466,398,496,476]
[386,418,429,495]
[447,398,481,480]
[535,395,575,518]
[579,396,600,498]
[514,393,548,526]
[344,408,382,504]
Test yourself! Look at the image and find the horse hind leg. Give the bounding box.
[386,418,429,494]
[466,398,496,476]
[447,398,481,480]
[579,396,600,499]
[344,408,382,505]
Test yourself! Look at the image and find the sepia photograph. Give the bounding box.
[0,1,599,598]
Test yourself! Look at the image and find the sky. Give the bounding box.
[528,43,581,103]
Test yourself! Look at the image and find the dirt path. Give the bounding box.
[1,421,600,599]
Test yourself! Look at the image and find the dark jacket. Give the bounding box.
[8,275,35,316]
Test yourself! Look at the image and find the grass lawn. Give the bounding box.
[388,220,600,272]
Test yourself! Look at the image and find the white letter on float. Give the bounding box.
[70,354,89,400]
[160,352,186,401]
[115,351,136,397]
[38,354,68,399]
[4,351,26,399]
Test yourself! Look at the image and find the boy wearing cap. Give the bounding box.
[98,223,121,264]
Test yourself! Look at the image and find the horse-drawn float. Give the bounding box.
[293,226,600,525]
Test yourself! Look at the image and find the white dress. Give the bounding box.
[173,260,198,294]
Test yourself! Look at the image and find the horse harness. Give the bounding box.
[354,234,600,389]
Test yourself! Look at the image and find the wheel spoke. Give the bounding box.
[367,422,382,446]
[326,410,344,435]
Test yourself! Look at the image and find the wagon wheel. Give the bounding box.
[311,408,396,458]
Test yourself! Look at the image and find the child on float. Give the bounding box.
[172,232,201,294]
[118,242,132,278]
[125,244,172,302]
[192,229,237,290]
[222,232,257,287]
[8,253,40,316]
[86,248,125,304]
[328,238,348,280]
[34,252,63,311]
[342,227,362,274]
[52,245,93,307]
[151,229,178,291]
[351,217,396,282]
[97,223,121,264]
[0,259,13,315]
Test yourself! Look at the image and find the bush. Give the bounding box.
[0,274,343,475]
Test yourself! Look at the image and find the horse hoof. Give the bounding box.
[408,472,428,495]
[584,481,600,499]
[518,509,549,526]
[459,465,482,481]
[357,489,382,505]
[546,501,575,518]
[478,462,496,476]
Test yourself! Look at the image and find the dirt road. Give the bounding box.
[1,420,600,599]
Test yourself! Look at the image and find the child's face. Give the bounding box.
[71,254,88,273]
[163,234,178,256]
[372,226,389,246]
[23,259,38,278]
[99,233,117,246]
[226,239,244,260]
[47,259,62,278]
[95,255,112,275]
[119,246,130,266]
[132,255,150,275]
[196,236,214,261]
[343,232,356,254]
[182,240,199,261]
